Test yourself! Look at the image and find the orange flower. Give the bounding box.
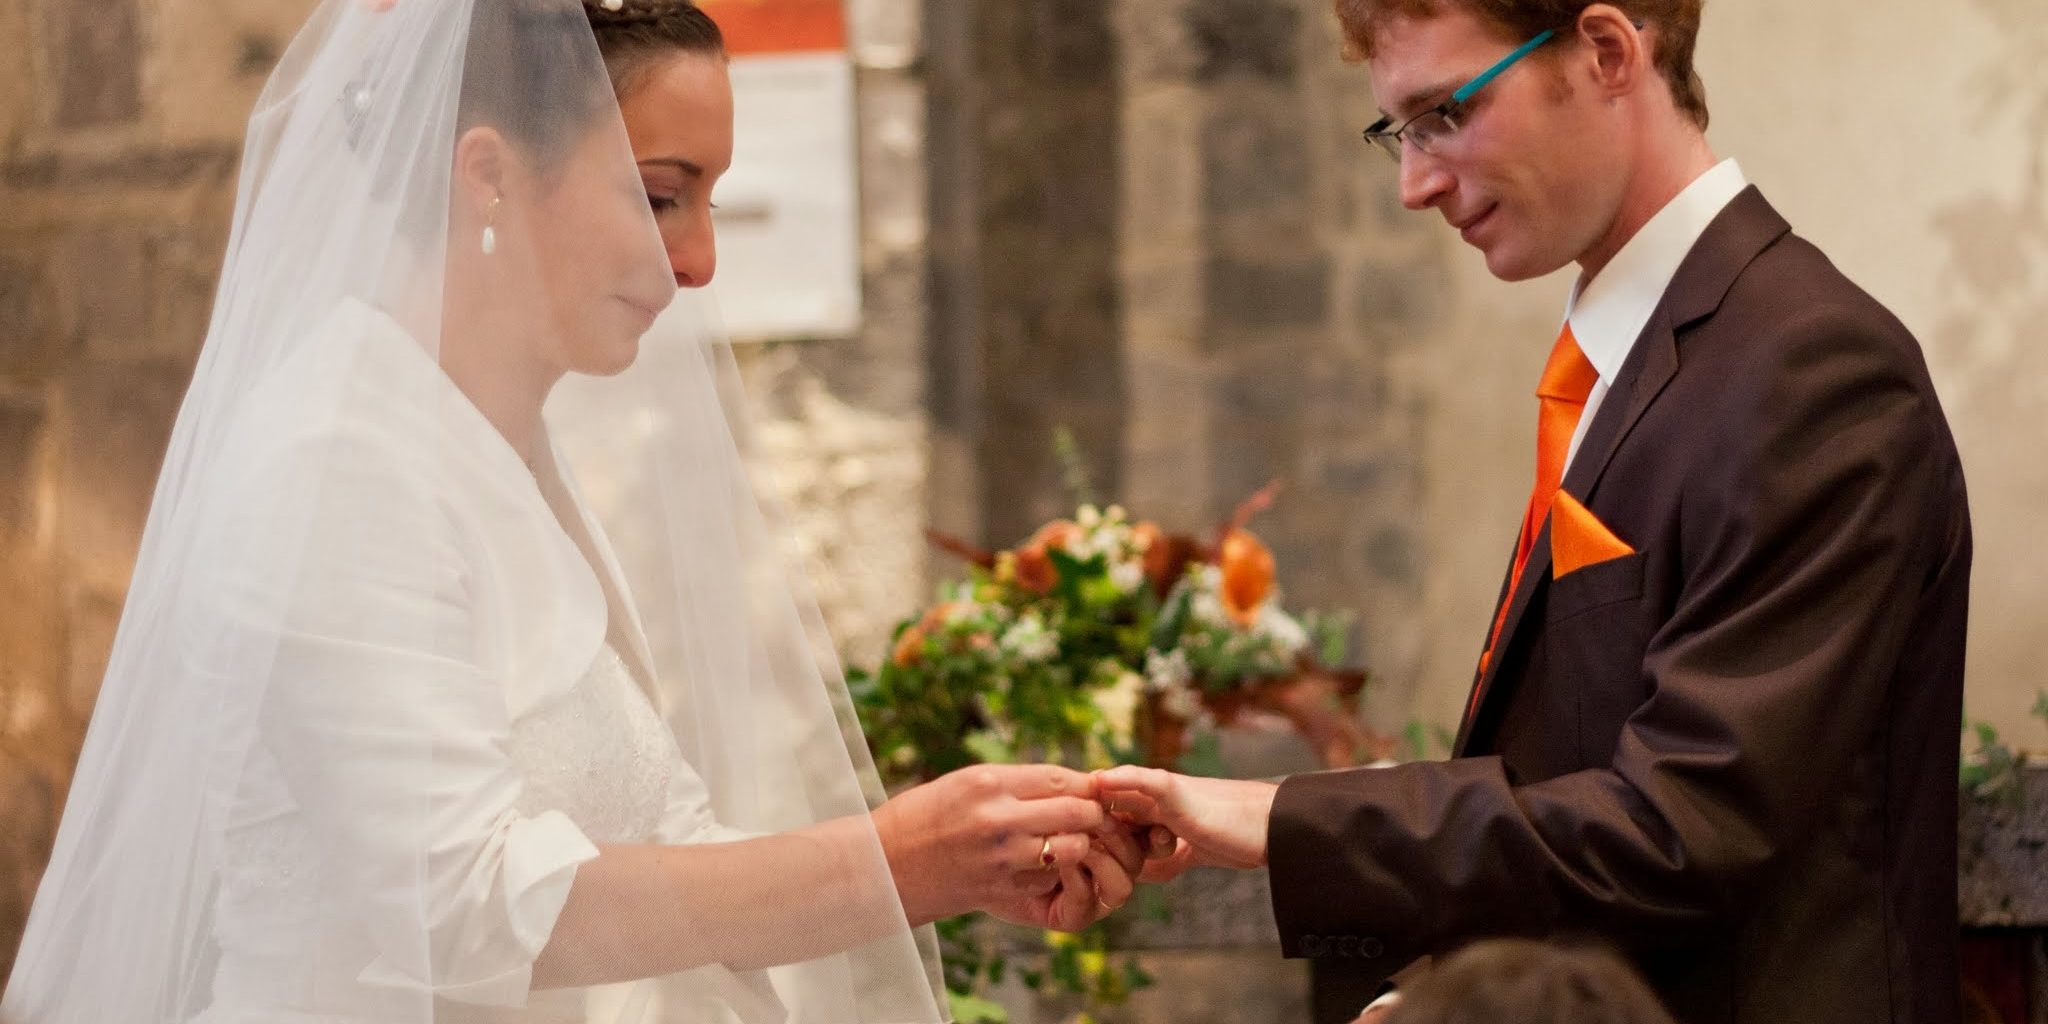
[1217,528,1275,626]
[1029,519,1081,552]
[1009,519,1079,596]
[1013,545,1059,595]
[891,602,959,668]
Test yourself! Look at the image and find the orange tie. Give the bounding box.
[1471,325,1600,716]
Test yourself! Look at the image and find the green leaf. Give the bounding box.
[2034,689,2048,725]
[948,992,1009,1024]
[1122,957,1157,991]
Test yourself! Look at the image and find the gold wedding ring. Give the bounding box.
[1038,836,1057,870]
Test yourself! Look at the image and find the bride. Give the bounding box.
[0,1,1151,1021]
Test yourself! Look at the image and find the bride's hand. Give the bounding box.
[872,764,1106,926]
[982,816,1150,931]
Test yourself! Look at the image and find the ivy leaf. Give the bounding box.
[948,992,1009,1024]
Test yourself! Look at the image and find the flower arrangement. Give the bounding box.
[849,471,1380,1023]
[853,484,1377,786]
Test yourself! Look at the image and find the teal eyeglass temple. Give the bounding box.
[1454,28,1557,104]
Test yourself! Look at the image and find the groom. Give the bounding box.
[1101,3,1970,1023]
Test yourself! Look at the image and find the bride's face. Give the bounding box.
[507,121,680,378]
[618,52,735,291]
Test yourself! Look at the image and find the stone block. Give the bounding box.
[1960,763,2048,927]
[1186,0,1302,84]
[1202,89,1313,229]
[0,389,45,541]
[49,0,143,129]
[0,752,61,988]
[64,585,124,721]
[1203,254,1330,333]
[62,228,151,355]
[1348,256,1449,352]
[55,358,187,595]
[1113,0,1202,86]
[0,252,60,380]
[1121,88,1204,253]
[147,226,226,364]
[847,0,919,70]
[153,0,322,144]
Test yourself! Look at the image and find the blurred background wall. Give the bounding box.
[1,0,2041,987]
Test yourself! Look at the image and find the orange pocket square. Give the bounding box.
[1550,492,1635,578]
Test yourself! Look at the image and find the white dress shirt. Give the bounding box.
[1562,159,1749,471]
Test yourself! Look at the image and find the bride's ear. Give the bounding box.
[453,126,509,216]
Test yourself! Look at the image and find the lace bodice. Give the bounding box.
[508,644,675,843]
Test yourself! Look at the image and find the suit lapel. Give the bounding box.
[1453,187,1793,755]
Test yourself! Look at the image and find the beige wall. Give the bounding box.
[1406,0,2048,746]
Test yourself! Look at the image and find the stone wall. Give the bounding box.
[0,0,322,982]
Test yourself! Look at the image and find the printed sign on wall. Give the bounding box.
[696,0,862,341]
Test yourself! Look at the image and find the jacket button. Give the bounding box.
[1336,935,1360,958]
[1302,934,1328,957]
[1361,937,1385,959]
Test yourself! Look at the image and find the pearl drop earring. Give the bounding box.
[481,195,502,255]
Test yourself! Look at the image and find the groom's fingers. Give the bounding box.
[1096,765,1181,810]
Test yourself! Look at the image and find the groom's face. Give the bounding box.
[1367,9,1626,282]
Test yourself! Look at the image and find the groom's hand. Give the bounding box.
[1096,767,1278,880]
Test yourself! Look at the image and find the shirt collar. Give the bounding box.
[1564,158,1749,382]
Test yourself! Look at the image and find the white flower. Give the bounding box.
[1094,671,1145,746]
[1077,505,1102,529]
[1159,680,1205,721]
[1143,649,1193,693]
[1190,591,1229,628]
[999,613,1058,663]
[1256,605,1310,657]
[1109,559,1145,594]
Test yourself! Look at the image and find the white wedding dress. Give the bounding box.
[188,301,764,1023]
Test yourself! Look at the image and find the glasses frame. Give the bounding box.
[1362,28,1558,162]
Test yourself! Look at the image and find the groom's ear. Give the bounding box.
[452,126,509,213]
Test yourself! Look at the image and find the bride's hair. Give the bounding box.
[441,0,723,175]
[582,0,727,96]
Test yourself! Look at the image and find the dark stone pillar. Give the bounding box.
[925,0,1125,550]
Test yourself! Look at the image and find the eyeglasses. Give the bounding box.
[1361,28,1557,162]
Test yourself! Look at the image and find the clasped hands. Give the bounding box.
[876,763,1279,933]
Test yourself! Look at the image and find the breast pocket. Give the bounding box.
[1545,551,1649,764]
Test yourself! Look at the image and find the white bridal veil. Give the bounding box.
[1,0,943,1020]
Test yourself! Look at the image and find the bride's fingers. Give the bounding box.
[1091,821,1145,877]
[1137,838,1198,884]
[1007,868,1062,898]
[1047,864,1095,931]
[1007,831,1091,874]
[1146,824,1179,858]
[1082,848,1133,914]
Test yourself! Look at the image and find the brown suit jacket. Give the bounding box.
[1268,188,1971,1024]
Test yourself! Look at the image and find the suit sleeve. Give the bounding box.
[1267,302,1960,968]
